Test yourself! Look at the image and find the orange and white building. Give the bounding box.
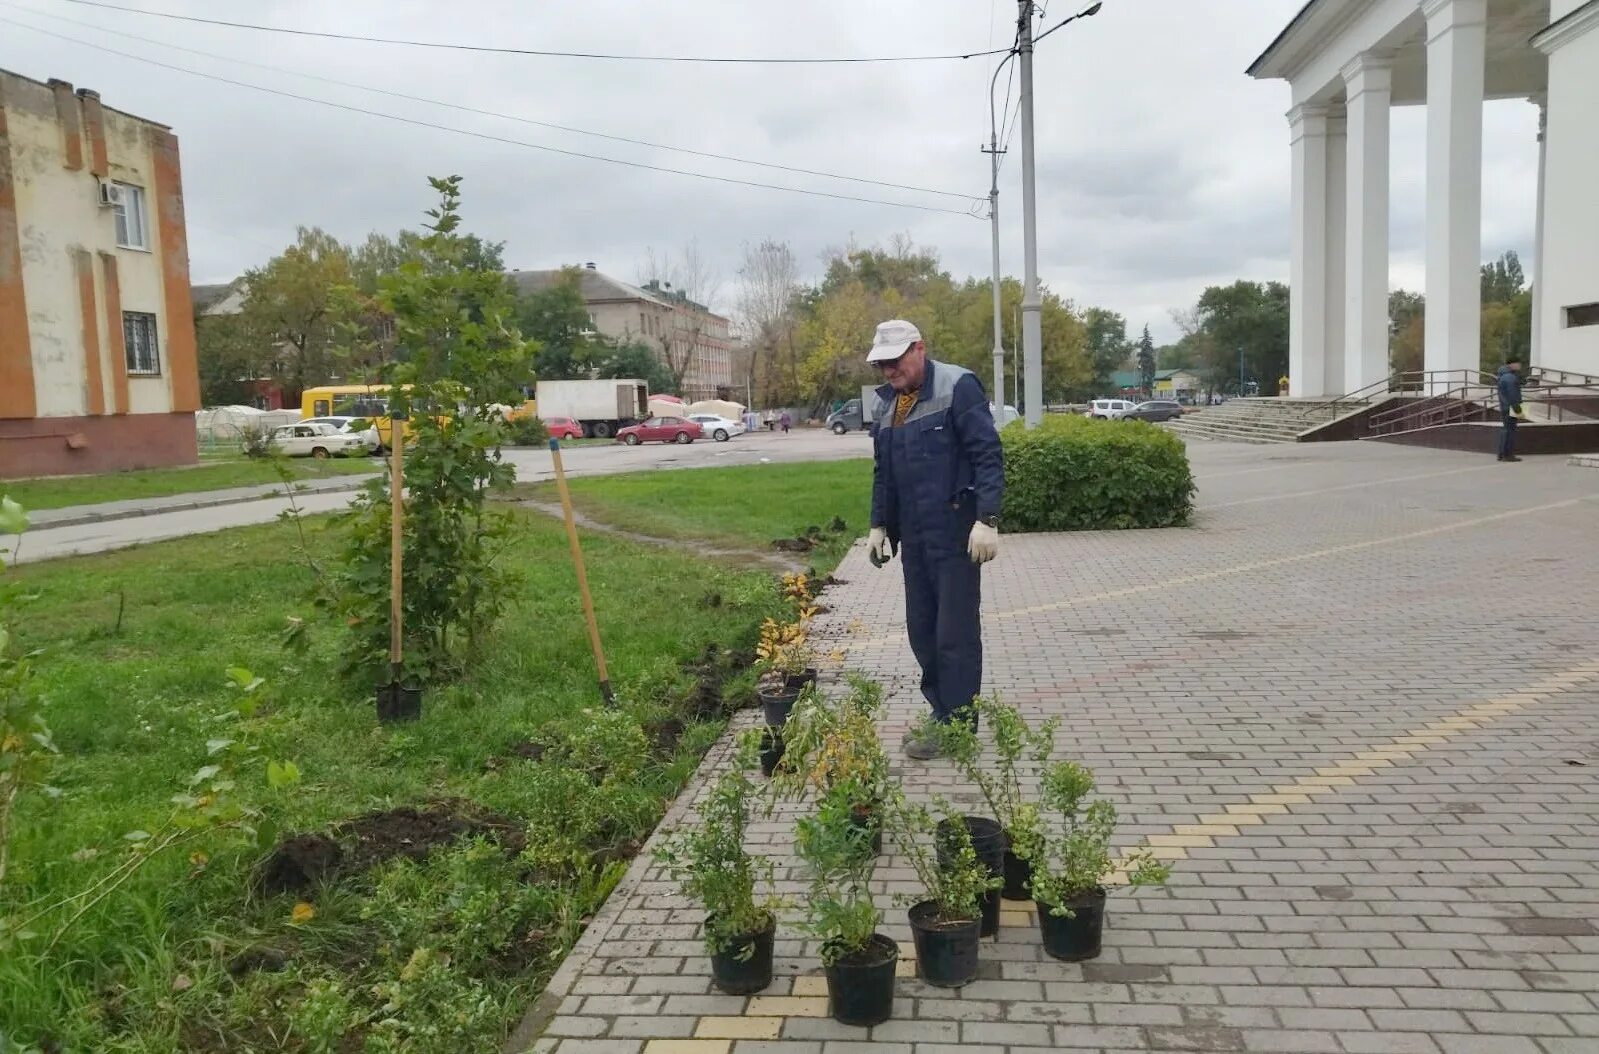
[0,67,199,478]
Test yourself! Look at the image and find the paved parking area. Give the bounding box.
[514,442,1599,1054]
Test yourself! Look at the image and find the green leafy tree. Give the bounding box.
[1083,308,1132,395]
[1480,250,1525,305]
[324,176,537,680]
[514,267,604,381]
[1136,325,1157,395]
[236,227,360,404]
[595,342,674,395]
[196,309,273,406]
[1190,281,1289,394]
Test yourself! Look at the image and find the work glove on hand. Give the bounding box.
[967,521,1000,565]
[868,527,895,567]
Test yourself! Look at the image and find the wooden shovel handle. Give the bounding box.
[389,418,405,666]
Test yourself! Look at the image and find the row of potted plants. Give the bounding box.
[654,684,1171,1026]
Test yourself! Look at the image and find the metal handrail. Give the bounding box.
[1367,374,1599,435]
[1290,369,1495,427]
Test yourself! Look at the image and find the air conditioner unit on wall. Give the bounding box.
[97,181,121,208]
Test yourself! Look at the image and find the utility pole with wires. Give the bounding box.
[1014,0,1102,427]
[983,45,1017,417]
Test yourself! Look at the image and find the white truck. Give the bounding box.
[534,379,649,439]
[859,384,881,428]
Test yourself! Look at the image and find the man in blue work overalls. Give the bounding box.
[865,320,1005,760]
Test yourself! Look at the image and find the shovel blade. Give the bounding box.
[376,682,422,724]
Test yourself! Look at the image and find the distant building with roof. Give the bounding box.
[511,264,733,400]
[1108,369,1202,400]
[0,67,200,477]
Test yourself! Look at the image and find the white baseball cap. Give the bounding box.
[867,319,923,363]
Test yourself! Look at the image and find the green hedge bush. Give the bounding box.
[506,414,549,447]
[1000,414,1195,531]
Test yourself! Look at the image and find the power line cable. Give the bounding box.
[4,1,981,202]
[1,17,987,217]
[54,0,1015,64]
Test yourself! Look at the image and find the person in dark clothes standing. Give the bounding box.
[864,319,1005,760]
[1496,356,1525,463]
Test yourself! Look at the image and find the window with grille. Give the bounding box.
[112,183,148,249]
[123,312,160,375]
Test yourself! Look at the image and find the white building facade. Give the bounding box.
[1250,0,1599,397]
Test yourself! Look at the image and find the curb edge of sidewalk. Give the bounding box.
[28,476,376,531]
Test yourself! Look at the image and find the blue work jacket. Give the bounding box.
[869,359,1005,547]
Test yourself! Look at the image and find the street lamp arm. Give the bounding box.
[988,48,1018,150]
[1034,1,1103,45]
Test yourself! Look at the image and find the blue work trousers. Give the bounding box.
[900,530,982,726]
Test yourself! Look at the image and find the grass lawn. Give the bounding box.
[520,459,874,572]
[0,504,793,1052]
[4,458,381,512]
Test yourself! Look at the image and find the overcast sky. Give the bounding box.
[1,0,1540,344]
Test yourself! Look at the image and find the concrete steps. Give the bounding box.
[1164,399,1348,444]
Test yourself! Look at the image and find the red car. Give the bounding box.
[544,416,583,440]
[616,416,703,445]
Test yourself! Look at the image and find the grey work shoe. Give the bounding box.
[902,729,943,761]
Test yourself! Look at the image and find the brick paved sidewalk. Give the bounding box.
[512,443,1599,1054]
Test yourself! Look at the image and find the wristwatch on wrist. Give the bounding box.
[980,515,999,528]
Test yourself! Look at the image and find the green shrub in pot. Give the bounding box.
[654,732,781,993]
[1023,760,1170,961]
[926,696,1059,900]
[891,793,1001,987]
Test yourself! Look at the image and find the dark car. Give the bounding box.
[1125,400,1184,422]
[826,399,865,435]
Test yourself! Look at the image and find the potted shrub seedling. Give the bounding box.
[1024,759,1170,962]
[770,677,889,858]
[755,617,816,727]
[796,781,897,1025]
[892,793,1001,988]
[757,725,786,778]
[655,733,781,994]
[927,697,1060,904]
[778,572,821,690]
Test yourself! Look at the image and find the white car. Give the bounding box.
[272,422,368,459]
[992,404,1021,427]
[303,415,381,453]
[687,414,745,442]
[1085,398,1138,420]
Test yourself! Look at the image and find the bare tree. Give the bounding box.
[640,241,722,397]
[736,239,801,405]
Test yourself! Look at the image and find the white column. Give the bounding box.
[1422,0,1486,380]
[1531,92,1547,367]
[1324,110,1347,397]
[1288,103,1334,398]
[1343,54,1393,393]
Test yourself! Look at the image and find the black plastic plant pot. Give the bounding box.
[848,804,883,857]
[823,932,899,1026]
[759,684,801,728]
[936,816,1006,937]
[707,913,776,995]
[783,667,817,690]
[1035,887,1106,962]
[1001,847,1033,902]
[758,729,785,778]
[908,900,981,988]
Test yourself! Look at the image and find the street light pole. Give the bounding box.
[985,51,1016,417]
[1014,1,1101,426]
[1017,0,1043,428]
